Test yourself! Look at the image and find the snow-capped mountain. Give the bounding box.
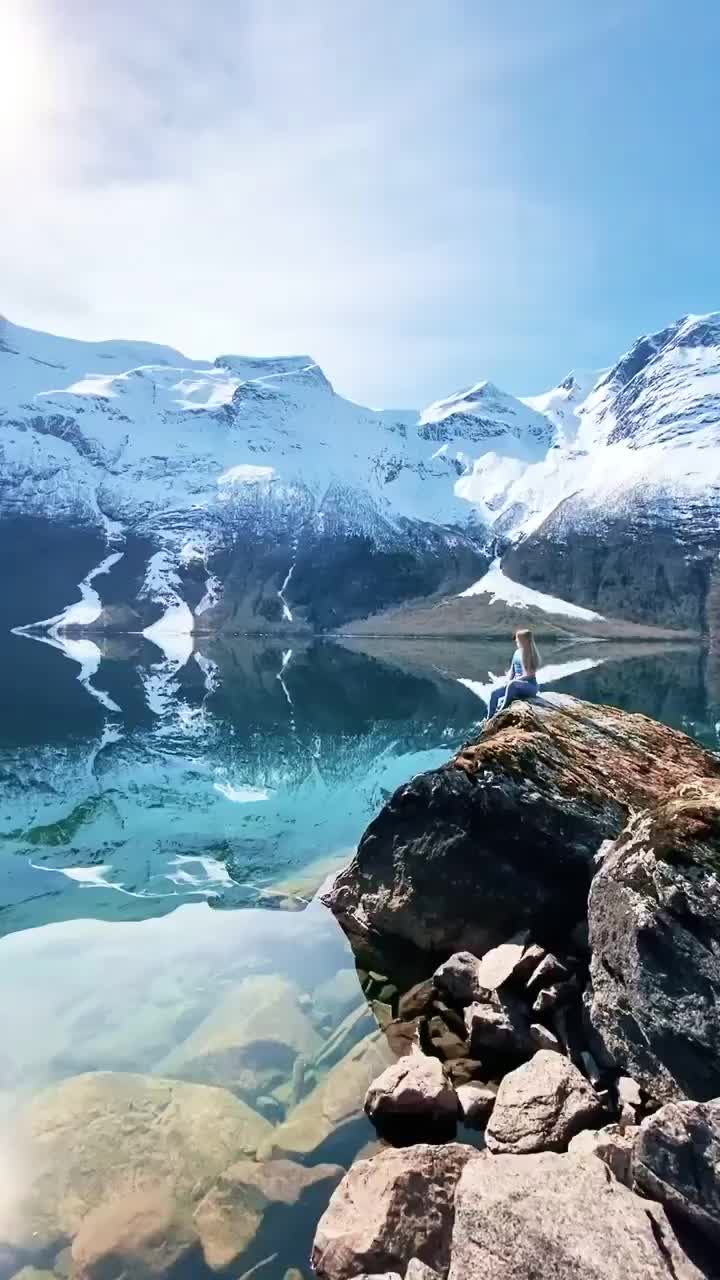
[0,315,499,635]
[2,311,719,641]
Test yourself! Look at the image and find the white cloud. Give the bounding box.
[0,0,637,405]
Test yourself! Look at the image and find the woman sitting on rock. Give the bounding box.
[487,628,541,718]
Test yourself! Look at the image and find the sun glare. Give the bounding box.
[0,4,54,129]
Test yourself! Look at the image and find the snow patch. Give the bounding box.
[459,558,604,621]
[278,562,295,622]
[213,782,271,803]
[142,603,194,663]
[218,464,275,485]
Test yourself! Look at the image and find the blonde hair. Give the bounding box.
[516,628,541,677]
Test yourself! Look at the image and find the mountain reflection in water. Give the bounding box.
[0,633,717,1278]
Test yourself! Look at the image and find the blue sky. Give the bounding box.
[1,0,719,406]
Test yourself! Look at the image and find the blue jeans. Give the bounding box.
[488,678,538,717]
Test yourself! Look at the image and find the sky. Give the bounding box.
[1,0,720,408]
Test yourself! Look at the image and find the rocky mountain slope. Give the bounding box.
[2,311,719,640]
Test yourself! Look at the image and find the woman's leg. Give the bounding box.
[488,685,507,717]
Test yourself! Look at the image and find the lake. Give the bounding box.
[0,632,717,1278]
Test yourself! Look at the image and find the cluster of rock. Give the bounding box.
[317,696,720,1278]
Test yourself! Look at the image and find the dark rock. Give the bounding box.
[634,1099,720,1245]
[324,698,719,959]
[446,1059,486,1087]
[587,781,720,1101]
[447,1150,704,1279]
[397,980,435,1021]
[311,1143,478,1280]
[464,993,531,1059]
[485,1050,603,1154]
[432,953,486,1005]
[427,1020,467,1063]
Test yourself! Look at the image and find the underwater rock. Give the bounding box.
[193,1160,343,1271]
[259,1033,396,1162]
[156,974,322,1104]
[0,1072,271,1256]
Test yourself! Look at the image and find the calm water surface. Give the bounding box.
[0,633,717,1277]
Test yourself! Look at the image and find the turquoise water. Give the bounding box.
[0,634,716,1278]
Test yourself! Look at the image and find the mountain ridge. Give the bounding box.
[2,311,719,645]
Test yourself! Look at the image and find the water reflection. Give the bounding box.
[0,632,717,1278]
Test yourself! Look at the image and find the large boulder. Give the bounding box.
[156,974,322,1103]
[633,1099,720,1245]
[323,698,719,959]
[193,1159,343,1270]
[485,1050,602,1154]
[447,1151,704,1279]
[311,1144,477,1280]
[587,781,720,1101]
[0,1072,272,1256]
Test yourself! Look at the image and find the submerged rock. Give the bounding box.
[0,1072,272,1256]
[485,1050,602,1154]
[156,974,322,1103]
[311,1144,477,1280]
[259,1033,396,1162]
[633,1099,720,1245]
[71,1188,198,1280]
[447,1151,704,1280]
[323,698,719,959]
[587,781,720,1101]
[193,1159,343,1271]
